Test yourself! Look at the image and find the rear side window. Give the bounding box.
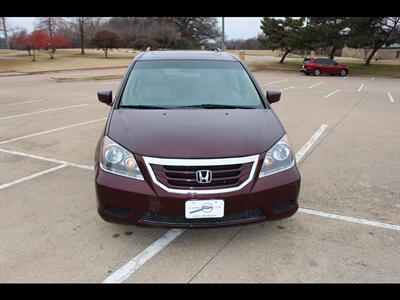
[315,59,327,64]
[120,60,264,108]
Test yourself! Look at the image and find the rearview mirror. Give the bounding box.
[266,90,281,104]
[97,90,113,106]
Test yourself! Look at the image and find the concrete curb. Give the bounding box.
[48,74,124,82]
[0,65,128,77]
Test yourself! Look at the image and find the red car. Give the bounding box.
[300,58,349,76]
[95,50,301,228]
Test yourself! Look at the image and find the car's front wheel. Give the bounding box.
[313,69,321,76]
[340,69,348,76]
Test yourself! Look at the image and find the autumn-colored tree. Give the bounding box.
[90,30,122,58]
[26,29,49,61]
[9,29,32,55]
[48,33,70,58]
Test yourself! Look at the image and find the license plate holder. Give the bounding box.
[185,199,224,219]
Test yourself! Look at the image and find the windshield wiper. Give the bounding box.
[176,104,255,109]
[119,105,168,109]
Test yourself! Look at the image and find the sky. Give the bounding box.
[6,17,264,40]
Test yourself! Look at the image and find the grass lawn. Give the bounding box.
[246,57,400,77]
[0,48,136,73]
[1,48,399,78]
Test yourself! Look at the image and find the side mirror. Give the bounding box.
[97,90,113,106]
[266,90,281,104]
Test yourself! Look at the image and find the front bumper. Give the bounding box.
[95,161,301,228]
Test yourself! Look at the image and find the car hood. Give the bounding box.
[107,109,285,158]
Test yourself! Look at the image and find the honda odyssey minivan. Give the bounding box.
[95,50,301,228]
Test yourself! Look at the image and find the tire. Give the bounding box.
[340,69,348,76]
[313,69,321,76]
[305,72,310,76]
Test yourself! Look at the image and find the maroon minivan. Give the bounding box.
[95,50,301,228]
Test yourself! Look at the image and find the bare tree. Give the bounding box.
[37,17,64,58]
[70,17,93,54]
[167,17,221,44]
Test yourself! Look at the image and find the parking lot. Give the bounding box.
[1,69,399,283]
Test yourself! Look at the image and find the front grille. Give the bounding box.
[151,162,253,190]
[138,208,265,226]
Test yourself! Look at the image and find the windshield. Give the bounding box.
[119,60,264,109]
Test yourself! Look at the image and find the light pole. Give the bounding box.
[221,17,224,51]
[1,17,9,49]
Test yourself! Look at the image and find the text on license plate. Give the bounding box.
[185,199,224,219]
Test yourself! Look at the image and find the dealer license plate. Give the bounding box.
[185,199,224,219]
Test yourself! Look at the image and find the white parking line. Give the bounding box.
[324,89,341,98]
[387,92,396,103]
[342,76,348,80]
[0,164,68,190]
[308,81,324,89]
[0,148,94,170]
[0,104,89,120]
[102,229,185,283]
[358,83,364,92]
[0,100,44,106]
[263,79,288,85]
[295,124,328,162]
[0,118,106,144]
[279,86,295,92]
[299,208,400,231]
[101,124,328,284]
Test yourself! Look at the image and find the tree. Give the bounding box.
[168,17,220,44]
[26,29,49,61]
[90,30,122,58]
[225,37,264,50]
[48,33,70,58]
[9,29,32,55]
[305,17,349,59]
[71,17,92,55]
[259,17,305,63]
[131,36,160,50]
[38,17,64,58]
[346,17,400,65]
[167,37,193,49]
[103,17,180,48]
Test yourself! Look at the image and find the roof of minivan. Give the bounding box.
[136,50,238,61]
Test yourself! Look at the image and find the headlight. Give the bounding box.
[100,136,144,180]
[259,134,294,178]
